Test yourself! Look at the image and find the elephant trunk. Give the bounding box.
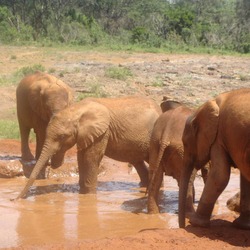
[14,144,54,200]
[178,160,194,228]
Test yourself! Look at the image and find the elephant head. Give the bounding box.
[14,100,110,199]
[160,99,181,113]
[178,100,219,228]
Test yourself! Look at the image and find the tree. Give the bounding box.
[235,0,250,52]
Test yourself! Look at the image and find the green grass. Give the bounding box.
[0,120,36,140]
[151,76,164,87]
[0,64,46,87]
[105,66,133,80]
[77,82,108,101]
[15,64,45,78]
[0,120,20,139]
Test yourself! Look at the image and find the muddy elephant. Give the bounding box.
[147,101,209,214]
[14,96,161,199]
[16,71,74,178]
[179,88,250,230]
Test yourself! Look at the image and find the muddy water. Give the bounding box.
[0,159,240,249]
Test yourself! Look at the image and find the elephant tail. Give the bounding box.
[146,141,170,195]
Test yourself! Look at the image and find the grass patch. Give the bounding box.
[48,68,56,74]
[0,119,36,140]
[15,64,45,78]
[77,82,108,101]
[0,64,46,87]
[0,120,20,139]
[239,74,250,81]
[105,66,133,80]
[151,77,164,87]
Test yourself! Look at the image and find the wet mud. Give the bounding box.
[0,152,240,249]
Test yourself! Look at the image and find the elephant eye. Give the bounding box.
[59,134,66,140]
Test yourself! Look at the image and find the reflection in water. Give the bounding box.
[0,168,240,248]
[0,205,19,248]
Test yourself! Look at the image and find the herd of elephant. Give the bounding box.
[13,71,250,230]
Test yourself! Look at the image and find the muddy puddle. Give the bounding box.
[0,157,240,248]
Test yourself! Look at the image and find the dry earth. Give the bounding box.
[0,46,250,249]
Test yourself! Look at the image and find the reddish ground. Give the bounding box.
[0,139,250,250]
[0,46,250,249]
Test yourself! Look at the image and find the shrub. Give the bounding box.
[0,120,20,139]
[15,64,45,78]
[131,27,149,44]
[105,66,133,80]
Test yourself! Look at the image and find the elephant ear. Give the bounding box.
[76,102,110,150]
[192,99,219,160]
[160,100,182,112]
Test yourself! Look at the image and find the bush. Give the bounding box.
[105,66,133,80]
[131,27,149,44]
[15,64,45,78]
[0,120,20,139]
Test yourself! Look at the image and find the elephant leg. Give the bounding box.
[34,123,46,160]
[190,145,230,227]
[30,126,47,179]
[233,174,250,230]
[78,133,108,194]
[132,161,149,187]
[185,169,196,216]
[19,123,34,161]
[147,166,164,214]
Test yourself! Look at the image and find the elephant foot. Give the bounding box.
[79,186,97,194]
[147,203,160,214]
[233,214,250,230]
[37,168,46,179]
[189,213,210,228]
[139,181,148,188]
[148,210,159,214]
[21,153,35,163]
[21,160,36,178]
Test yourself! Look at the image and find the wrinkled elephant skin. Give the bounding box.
[147,101,208,214]
[179,88,250,230]
[15,96,161,199]
[16,71,73,178]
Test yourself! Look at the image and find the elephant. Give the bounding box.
[147,100,209,214]
[14,96,161,199]
[16,71,73,178]
[179,88,250,230]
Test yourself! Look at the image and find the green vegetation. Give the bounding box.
[0,120,20,139]
[0,120,36,140]
[0,64,45,87]
[77,82,108,101]
[0,0,248,53]
[151,77,164,87]
[105,66,133,80]
[15,64,45,78]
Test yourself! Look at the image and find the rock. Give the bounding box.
[0,160,23,178]
[227,191,240,213]
[207,64,218,71]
